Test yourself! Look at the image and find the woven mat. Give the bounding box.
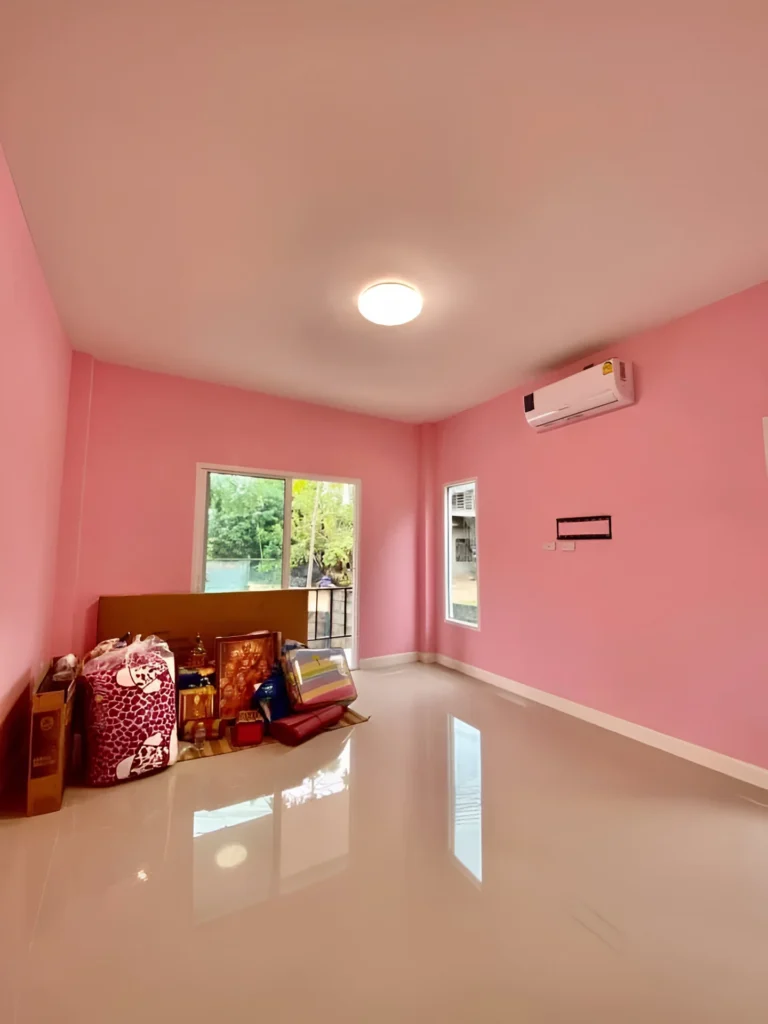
[177,707,369,761]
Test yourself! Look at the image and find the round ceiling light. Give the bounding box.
[358,281,423,326]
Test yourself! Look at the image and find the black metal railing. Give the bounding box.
[307,587,353,646]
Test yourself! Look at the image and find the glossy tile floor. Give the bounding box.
[3,664,768,1023]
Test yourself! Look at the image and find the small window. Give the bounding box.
[445,481,478,626]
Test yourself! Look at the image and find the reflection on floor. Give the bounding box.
[193,795,274,837]
[3,663,768,1023]
[194,738,351,920]
[450,716,482,883]
[281,737,351,894]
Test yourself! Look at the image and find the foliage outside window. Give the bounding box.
[204,473,354,592]
[290,479,354,587]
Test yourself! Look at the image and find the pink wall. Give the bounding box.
[432,283,768,767]
[51,353,93,655]
[55,356,420,662]
[0,148,71,788]
[416,423,437,656]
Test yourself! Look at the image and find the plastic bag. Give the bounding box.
[81,635,178,786]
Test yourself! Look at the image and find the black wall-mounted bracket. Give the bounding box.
[556,515,612,540]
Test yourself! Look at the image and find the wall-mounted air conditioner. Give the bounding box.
[523,360,635,432]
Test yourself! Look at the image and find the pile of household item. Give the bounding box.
[27,630,361,815]
[170,631,359,759]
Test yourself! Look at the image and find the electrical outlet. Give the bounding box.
[543,541,556,550]
[558,540,576,551]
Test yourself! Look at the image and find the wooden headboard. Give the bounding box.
[97,590,308,664]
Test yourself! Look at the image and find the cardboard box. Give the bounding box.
[27,663,76,816]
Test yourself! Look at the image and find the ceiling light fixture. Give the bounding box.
[358,281,423,326]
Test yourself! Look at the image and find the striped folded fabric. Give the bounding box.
[283,648,357,709]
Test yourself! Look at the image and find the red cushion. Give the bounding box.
[270,705,344,746]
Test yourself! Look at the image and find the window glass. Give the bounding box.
[446,482,478,625]
[204,472,285,592]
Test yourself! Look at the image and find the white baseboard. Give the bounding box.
[434,654,768,792]
[358,652,419,671]
[418,652,437,664]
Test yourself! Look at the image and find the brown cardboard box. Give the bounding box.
[27,663,76,816]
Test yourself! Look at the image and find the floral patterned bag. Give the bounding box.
[81,635,178,786]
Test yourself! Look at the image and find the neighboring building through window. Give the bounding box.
[445,481,478,626]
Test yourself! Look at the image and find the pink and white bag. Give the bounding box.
[81,635,178,786]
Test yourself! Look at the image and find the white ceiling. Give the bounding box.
[2,1,768,421]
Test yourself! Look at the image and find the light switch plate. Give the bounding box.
[558,540,576,551]
[543,541,556,550]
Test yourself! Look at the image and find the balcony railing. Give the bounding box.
[307,587,353,648]
[202,561,353,650]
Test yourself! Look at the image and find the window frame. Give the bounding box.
[191,462,361,668]
[444,478,480,629]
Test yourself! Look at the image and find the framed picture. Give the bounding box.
[178,686,216,724]
[214,631,275,720]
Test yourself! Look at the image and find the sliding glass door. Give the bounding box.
[198,468,357,661]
